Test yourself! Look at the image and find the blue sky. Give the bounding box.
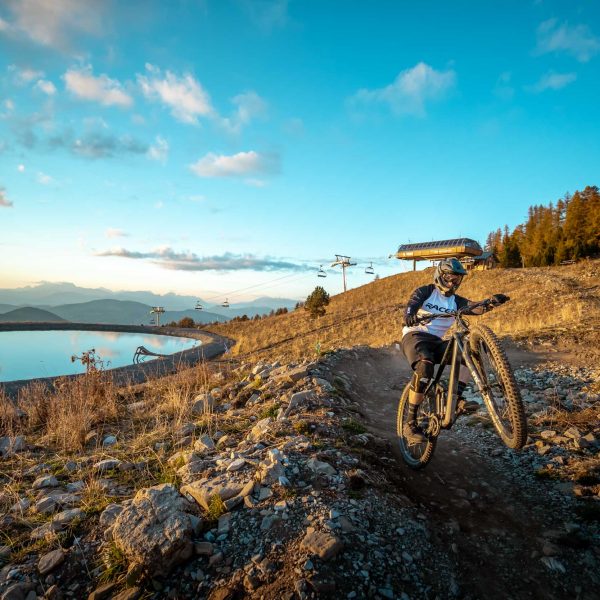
[0,0,598,302]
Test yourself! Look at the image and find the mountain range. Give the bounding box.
[0,282,299,324]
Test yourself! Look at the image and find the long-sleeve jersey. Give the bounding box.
[401,284,485,339]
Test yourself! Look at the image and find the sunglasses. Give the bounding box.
[442,273,463,284]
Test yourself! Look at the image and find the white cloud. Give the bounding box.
[188,194,206,203]
[35,79,57,95]
[0,17,10,32]
[220,91,267,133]
[96,247,309,272]
[4,99,15,111]
[105,228,128,239]
[138,64,213,124]
[189,151,279,178]
[351,62,456,116]
[9,66,44,84]
[147,136,169,163]
[536,19,600,62]
[37,171,55,185]
[17,164,25,172]
[3,0,103,50]
[529,71,577,92]
[64,65,133,108]
[0,188,13,207]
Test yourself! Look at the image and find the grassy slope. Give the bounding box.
[206,259,600,362]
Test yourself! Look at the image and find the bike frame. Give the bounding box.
[421,308,489,429]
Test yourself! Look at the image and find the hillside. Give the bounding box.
[41,299,226,326]
[0,307,66,323]
[206,259,600,362]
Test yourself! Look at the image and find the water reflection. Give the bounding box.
[0,330,200,382]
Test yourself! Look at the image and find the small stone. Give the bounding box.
[93,459,122,473]
[226,458,246,472]
[300,530,343,561]
[32,475,59,490]
[38,549,65,575]
[113,588,141,600]
[194,434,215,453]
[102,435,117,447]
[87,582,117,600]
[195,542,214,556]
[218,513,231,535]
[192,393,215,415]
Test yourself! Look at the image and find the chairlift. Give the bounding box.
[317,265,327,278]
[365,262,375,275]
[195,301,203,310]
[222,298,230,308]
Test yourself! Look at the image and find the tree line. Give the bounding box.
[486,185,600,267]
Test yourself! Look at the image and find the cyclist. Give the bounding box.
[401,258,508,443]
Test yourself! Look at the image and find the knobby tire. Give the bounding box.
[469,325,527,449]
[397,383,437,469]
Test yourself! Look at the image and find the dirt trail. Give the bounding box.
[333,344,599,600]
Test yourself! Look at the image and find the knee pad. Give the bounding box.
[412,360,434,392]
[414,359,434,380]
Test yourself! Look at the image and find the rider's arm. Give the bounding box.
[456,293,509,314]
[403,284,434,325]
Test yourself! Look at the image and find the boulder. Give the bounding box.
[181,475,245,511]
[106,484,196,576]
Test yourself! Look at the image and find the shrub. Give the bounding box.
[304,286,330,318]
[178,317,195,328]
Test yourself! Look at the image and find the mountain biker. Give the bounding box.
[401,257,509,444]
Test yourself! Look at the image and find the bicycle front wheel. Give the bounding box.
[396,383,437,469]
[469,325,527,449]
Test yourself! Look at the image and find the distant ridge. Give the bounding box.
[0,282,298,316]
[0,307,66,323]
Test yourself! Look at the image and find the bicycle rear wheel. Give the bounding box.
[396,383,437,469]
[469,325,527,449]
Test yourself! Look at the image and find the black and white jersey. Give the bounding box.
[402,284,472,339]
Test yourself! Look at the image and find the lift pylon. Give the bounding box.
[331,255,356,293]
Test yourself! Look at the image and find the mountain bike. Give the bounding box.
[397,299,527,469]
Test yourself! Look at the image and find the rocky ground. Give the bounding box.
[1,341,599,600]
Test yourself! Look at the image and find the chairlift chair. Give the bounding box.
[317,265,327,278]
[222,299,230,308]
[365,262,375,275]
[195,301,203,310]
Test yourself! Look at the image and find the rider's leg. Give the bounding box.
[404,360,433,443]
[457,365,479,414]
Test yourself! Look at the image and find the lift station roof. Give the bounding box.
[394,238,483,261]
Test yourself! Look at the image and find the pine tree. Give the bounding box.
[304,286,330,318]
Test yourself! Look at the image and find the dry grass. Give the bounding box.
[2,370,120,452]
[206,259,600,362]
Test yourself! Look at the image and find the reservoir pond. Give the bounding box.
[0,330,200,382]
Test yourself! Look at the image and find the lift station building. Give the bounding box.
[394,238,484,270]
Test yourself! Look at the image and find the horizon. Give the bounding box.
[1,1,598,300]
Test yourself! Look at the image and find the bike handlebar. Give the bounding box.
[413,297,499,325]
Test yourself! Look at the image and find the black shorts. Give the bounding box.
[401,331,455,370]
